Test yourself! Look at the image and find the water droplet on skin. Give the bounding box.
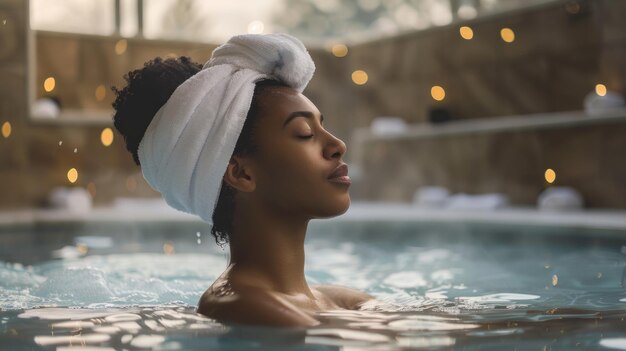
[74,148,78,153]
[58,141,63,146]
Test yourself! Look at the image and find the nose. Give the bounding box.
[323,131,347,160]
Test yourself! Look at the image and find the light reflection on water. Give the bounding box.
[1,221,626,349]
[9,305,626,350]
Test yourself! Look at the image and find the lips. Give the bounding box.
[328,164,348,179]
[327,164,350,185]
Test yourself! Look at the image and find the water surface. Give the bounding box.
[1,220,626,350]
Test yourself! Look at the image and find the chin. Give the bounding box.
[337,195,351,215]
[317,194,351,219]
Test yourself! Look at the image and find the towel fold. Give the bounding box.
[137,33,316,226]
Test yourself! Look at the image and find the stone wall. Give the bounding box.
[339,0,626,208]
[1,0,625,210]
[341,0,624,125]
[352,119,626,208]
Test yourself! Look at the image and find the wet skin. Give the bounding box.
[197,86,373,327]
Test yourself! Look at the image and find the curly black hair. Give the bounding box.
[111,56,286,246]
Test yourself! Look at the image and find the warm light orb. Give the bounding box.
[76,244,89,255]
[500,28,515,43]
[44,77,56,92]
[101,127,114,146]
[544,168,556,184]
[67,168,78,183]
[247,20,264,34]
[459,26,474,40]
[331,44,348,57]
[431,85,446,101]
[163,241,175,255]
[351,70,368,85]
[1,121,11,138]
[595,84,607,97]
[115,39,127,55]
[95,84,107,101]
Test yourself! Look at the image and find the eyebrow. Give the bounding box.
[282,111,324,128]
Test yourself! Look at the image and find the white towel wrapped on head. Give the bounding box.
[137,33,316,226]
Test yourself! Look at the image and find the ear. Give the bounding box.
[223,156,256,192]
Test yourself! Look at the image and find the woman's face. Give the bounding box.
[246,85,350,220]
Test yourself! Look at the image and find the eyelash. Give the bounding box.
[296,122,324,140]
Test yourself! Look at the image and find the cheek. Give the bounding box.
[256,149,321,200]
[254,148,350,217]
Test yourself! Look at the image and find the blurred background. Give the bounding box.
[1,0,625,214]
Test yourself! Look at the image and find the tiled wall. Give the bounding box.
[1,0,625,210]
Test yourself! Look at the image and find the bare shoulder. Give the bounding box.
[197,280,319,327]
[312,284,374,310]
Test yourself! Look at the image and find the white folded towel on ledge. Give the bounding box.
[137,33,315,226]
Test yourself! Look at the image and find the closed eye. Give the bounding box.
[298,135,314,139]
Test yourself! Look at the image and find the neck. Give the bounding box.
[227,197,313,297]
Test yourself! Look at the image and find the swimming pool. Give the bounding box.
[1,206,626,350]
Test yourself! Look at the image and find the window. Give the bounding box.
[30,0,559,43]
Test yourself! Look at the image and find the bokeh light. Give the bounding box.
[101,127,114,147]
[431,85,446,101]
[595,84,607,97]
[331,44,348,57]
[351,70,368,85]
[163,241,175,255]
[545,168,556,184]
[247,20,264,34]
[95,84,106,101]
[1,121,11,138]
[459,26,474,40]
[76,244,89,255]
[500,27,515,43]
[67,168,78,183]
[115,39,127,55]
[43,77,56,92]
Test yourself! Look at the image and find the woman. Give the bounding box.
[112,33,373,327]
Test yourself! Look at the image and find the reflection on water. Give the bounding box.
[2,222,626,349]
[19,306,227,349]
[4,305,626,350]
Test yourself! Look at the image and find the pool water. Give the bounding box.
[1,220,626,350]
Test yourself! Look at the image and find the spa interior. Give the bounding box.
[2,1,626,350]
[2,0,626,221]
[1,0,625,217]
